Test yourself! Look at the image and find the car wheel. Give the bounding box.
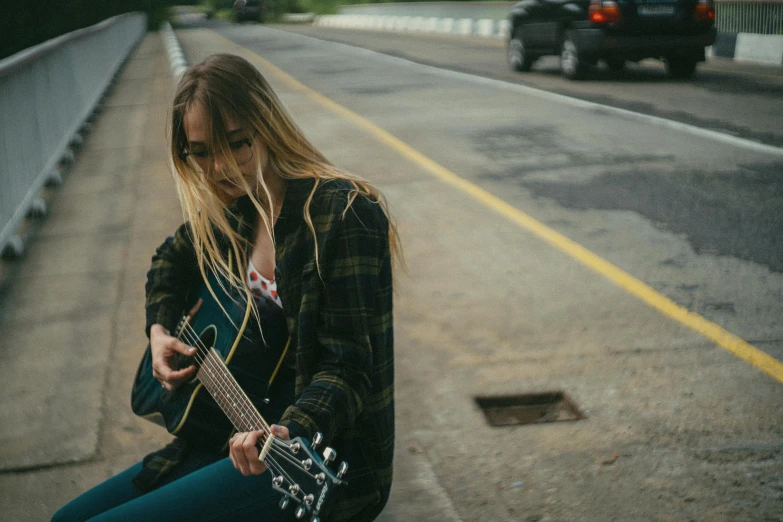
[605,58,625,71]
[560,34,587,80]
[666,55,697,79]
[508,30,534,72]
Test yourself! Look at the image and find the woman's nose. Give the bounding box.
[212,154,226,172]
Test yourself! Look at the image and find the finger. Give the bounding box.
[228,433,239,469]
[152,355,178,379]
[156,355,197,382]
[250,430,269,474]
[232,433,251,475]
[243,431,265,475]
[167,365,197,381]
[168,338,197,357]
[270,424,290,441]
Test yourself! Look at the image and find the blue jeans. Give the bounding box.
[51,449,299,522]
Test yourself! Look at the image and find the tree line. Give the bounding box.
[0,0,181,61]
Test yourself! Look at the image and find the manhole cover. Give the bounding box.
[475,391,586,427]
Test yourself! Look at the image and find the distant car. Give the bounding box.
[507,0,717,79]
[233,0,267,22]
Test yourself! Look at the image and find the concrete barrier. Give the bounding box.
[437,18,455,34]
[498,19,511,39]
[710,31,783,65]
[456,18,474,36]
[475,19,495,38]
[312,13,513,42]
[735,33,783,64]
[312,12,783,66]
[281,12,316,23]
[0,13,147,258]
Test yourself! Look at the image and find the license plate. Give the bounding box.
[637,4,676,15]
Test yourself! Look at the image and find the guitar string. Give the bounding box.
[177,324,270,433]
[175,311,286,445]
[178,321,288,442]
[178,325,278,444]
[176,324,313,478]
[175,326,305,488]
[176,327,312,476]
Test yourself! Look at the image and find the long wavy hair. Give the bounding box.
[169,53,401,317]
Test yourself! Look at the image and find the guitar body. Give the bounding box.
[131,270,290,450]
[131,266,348,519]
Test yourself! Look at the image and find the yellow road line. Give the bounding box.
[209,30,783,385]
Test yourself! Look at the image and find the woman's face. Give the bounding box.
[183,105,269,201]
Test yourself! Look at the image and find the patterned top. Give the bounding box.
[144,178,395,522]
[247,258,282,309]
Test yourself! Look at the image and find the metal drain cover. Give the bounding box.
[475,391,586,426]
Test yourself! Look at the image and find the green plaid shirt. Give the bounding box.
[143,178,395,521]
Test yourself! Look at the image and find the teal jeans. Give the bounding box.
[54,365,299,522]
[51,448,299,522]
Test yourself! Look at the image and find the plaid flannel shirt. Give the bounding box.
[143,178,395,521]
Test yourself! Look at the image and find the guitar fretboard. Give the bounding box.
[197,348,268,435]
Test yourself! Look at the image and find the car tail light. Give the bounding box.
[693,0,715,21]
[589,0,622,24]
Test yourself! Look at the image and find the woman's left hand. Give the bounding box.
[229,424,290,476]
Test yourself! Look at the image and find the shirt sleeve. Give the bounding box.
[280,195,389,445]
[145,222,200,337]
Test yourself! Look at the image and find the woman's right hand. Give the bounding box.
[150,323,197,391]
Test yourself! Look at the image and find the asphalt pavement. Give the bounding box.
[0,24,782,522]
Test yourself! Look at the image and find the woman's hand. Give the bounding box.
[150,323,197,391]
[229,425,290,476]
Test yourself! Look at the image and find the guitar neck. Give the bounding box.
[197,348,269,434]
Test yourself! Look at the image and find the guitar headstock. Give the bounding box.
[264,432,348,521]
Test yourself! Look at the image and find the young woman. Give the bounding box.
[53,53,399,522]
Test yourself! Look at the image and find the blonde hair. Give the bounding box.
[169,53,402,315]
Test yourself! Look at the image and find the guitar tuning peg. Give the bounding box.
[279,497,290,510]
[322,447,336,465]
[312,432,323,450]
[310,517,321,522]
[295,505,307,519]
[337,461,349,479]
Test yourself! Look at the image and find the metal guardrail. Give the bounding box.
[0,13,147,257]
[715,0,783,34]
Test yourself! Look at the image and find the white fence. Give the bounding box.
[0,13,147,257]
[715,0,783,35]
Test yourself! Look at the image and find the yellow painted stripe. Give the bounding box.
[207,31,783,385]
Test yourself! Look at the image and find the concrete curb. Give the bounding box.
[710,31,783,65]
[161,22,188,80]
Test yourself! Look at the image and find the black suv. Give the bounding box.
[507,0,717,79]
[233,0,267,22]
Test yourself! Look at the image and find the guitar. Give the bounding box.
[131,268,347,521]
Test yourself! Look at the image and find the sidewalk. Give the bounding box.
[0,30,450,521]
[0,33,191,519]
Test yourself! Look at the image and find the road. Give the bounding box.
[274,23,783,148]
[167,19,783,520]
